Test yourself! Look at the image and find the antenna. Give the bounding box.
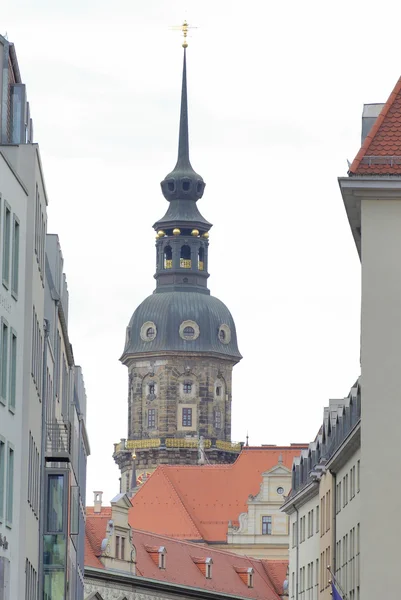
[170,20,198,48]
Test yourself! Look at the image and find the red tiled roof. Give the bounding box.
[261,560,288,596]
[349,77,401,175]
[129,445,306,542]
[85,512,285,600]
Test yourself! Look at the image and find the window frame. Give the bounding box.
[5,442,14,527]
[182,407,193,428]
[148,408,156,429]
[2,201,11,289]
[11,214,20,299]
[262,515,272,535]
[0,318,9,404]
[9,329,17,413]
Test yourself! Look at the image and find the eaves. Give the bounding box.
[326,421,361,474]
[281,480,319,515]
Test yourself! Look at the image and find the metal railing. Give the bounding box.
[46,422,71,460]
[198,261,204,271]
[164,260,172,269]
[114,437,241,453]
[180,259,191,268]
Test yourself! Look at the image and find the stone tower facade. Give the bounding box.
[114,47,242,492]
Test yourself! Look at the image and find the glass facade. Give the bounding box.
[47,474,64,533]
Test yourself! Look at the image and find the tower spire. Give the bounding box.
[177,48,190,168]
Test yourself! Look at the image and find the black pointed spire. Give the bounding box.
[160,48,205,202]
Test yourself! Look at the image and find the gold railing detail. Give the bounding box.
[166,438,212,449]
[198,261,204,271]
[180,259,191,268]
[127,439,161,449]
[216,440,242,453]
[114,438,241,453]
[165,260,172,269]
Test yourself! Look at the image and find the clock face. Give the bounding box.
[277,486,284,495]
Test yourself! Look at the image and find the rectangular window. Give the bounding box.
[121,537,125,560]
[292,522,297,547]
[182,407,192,427]
[262,515,272,535]
[316,505,319,533]
[357,460,360,493]
[1,320,8,403]
[2,203,11,288]
[0,438,4,520]
[216,386,221,396]
[214,410,222,429]
[116,535,120,559]
[148,408,156,429]
[6,445,14,524]
[9,330,17,411]
[183,382,192,394]
[47,474,65,533]
[11,216,19,298]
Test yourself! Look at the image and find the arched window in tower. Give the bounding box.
[198,247,204,271]
[164,246,172,269]
[180,245,191,269]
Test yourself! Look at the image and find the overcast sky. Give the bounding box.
[3,0,398,505]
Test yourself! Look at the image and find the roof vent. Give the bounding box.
[146,545,167,569]
[361,103,384,144]
[192,556,213,578]
[235,566,254,588]
[93,491,103,514]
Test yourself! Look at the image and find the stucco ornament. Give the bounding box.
[234,512,248,534]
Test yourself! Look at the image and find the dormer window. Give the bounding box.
[206,561,212,579]
[158,546,166,569]
[248,569,254,588]
[146,327,155,339]
[183,326,195,339]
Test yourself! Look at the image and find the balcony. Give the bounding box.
[46,422,71,462]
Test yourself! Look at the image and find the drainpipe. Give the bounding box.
[38,318,50,599]
[294,504,299,600]
[331,471,337,581]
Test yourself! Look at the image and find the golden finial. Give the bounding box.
[170,20,197,48]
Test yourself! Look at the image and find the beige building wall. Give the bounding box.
[318,471,334,600]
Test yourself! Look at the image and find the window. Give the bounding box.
[183,382,192,394]
[0,438,4,521]
[357,460,360,492]
[247,570,254,588]
[198,247,205,271]
[183,326,195,338]
[206,561,212,579]
[292,522,297,547]
[148,409,156,429]
[47,474,65,533]
[219,329,226,341]
[121,537,125,560]
[2,203,10,288]
[11,216,19,298]
[116,536,120,559]
[216,386,221,396]
[214,410,222,429]
[164,246,172,269]
[182,407,192,427]
[316,505,319,533]
[6,445,14,525]
[9,331,17,411]
[1,320,8,403]
[262,515,272,535]
[146,327,155,339]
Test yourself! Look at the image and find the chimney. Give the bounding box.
[93,491,103,514]
[361,103,384,144]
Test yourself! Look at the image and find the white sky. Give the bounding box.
[3,0,399,505]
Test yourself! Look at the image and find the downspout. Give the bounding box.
[38,318,50,599]
[294,504,299,600]
[331,471,337,581]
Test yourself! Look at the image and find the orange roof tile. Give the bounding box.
[349,76,401,175]
[85,511,285,600]
[129,445,306,542]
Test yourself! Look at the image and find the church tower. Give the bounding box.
[114,42,242,492]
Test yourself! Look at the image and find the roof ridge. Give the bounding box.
[349,76,401,174]
[159,468,204,539]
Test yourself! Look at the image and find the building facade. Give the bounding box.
[282,383,361,600]
[0,35,89,600]
[114,46,242,485]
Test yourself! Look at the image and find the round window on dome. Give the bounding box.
[140,321,157,342]
[179,320,200,341]
[218,324,231,345]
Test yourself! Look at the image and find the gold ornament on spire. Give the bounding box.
[170,20,197,48]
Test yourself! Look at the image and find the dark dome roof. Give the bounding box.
[122,291,241,361]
